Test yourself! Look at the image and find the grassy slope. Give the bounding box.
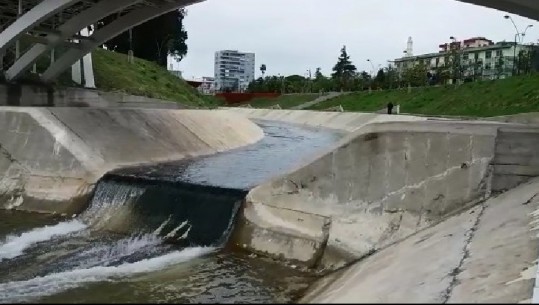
[248,94,320,109]
[308,74,539,117]
[92,48,220,108]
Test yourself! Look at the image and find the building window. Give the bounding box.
[496,50,503,57]
[463,53,469,60]
[474,53,479,60]
[435,58,440,66]
[485,63,491,70]
[486,51,492,59]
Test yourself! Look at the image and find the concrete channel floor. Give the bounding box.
[302,177,539,303]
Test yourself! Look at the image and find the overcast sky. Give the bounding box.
[170,0,539,80]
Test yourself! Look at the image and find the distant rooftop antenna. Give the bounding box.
[406,37,414,57]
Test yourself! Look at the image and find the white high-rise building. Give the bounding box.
[214,50,255,92]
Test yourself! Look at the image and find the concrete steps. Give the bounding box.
[492,127,539,192]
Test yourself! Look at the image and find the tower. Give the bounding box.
[406,37,414,57]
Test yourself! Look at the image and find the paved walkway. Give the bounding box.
[291,92,347,110]
[302,177,539,303]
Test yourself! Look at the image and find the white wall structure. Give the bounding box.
[394,38,532,81]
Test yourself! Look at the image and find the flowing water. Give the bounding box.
[0,121,341,303]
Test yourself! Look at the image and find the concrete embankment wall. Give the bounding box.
[487,112,539,125]
[0,83,191,109]
[223,108,428,132]
[0,107,264,214]
[491,126,539,192]
[230,119,510,270]
[300,177,539,303]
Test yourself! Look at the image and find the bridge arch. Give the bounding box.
[0,0,537,83]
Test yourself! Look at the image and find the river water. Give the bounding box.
[0,120,341,303]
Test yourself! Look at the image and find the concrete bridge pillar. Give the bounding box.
[71,27,95,89]
[41,0,201,83]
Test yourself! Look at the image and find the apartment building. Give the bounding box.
[394,37,532,82]
[214,50,255,92]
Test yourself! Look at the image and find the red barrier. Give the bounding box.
[216,93,281,105]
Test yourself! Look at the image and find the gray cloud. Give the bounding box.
[171,0,539,79]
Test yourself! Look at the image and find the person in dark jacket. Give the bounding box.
[387,102,394,115]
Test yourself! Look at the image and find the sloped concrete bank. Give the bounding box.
[300,177,539,303]
[225,108,539,273]
[230,120,502,270]
[223,108,428,132]
[0,107,264,214]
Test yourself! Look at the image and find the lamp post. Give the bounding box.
[504,15,528,75]
[366,59,375,92]
[367,59,375,77]
[521,25,534,43]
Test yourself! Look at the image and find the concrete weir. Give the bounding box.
[0,107,264,214]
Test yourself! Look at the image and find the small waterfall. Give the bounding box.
[79,174,247,248]
[79,180,146,234]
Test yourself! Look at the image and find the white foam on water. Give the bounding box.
[0,220,87,261]
[0,246,215,303]
[71,233,164,269]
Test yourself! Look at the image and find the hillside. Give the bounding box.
[307,74,539,117]
[92,48,220,108]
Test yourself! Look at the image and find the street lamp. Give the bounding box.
[522,24,534,43]
[305,69,312,93]
[277,73,285,94]
[505,15,522,75]
[367,59,375,77]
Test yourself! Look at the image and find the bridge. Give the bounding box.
[0,0,537,85]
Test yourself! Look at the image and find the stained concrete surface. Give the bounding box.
[0,107,264,214]
[301,177,539,303]
[232,120,503,269]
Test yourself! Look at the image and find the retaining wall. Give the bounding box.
[0,83,191,109]
[230,120,508,270]
[0,107,263,214]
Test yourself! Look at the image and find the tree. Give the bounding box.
[517,50,532,75]
[373,69,386,89]
[331,46,357,91]
[315,67,324,80]
[402,61,428,87]
[98,9,188,67]
[384,65,399,89]
[495,56,505,79]
[260,64,267,78]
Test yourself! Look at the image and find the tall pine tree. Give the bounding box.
[331,46,357,91]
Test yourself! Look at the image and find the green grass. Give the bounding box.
[248,93,320,109]
[92,48,221,108]
[308,75,539,117]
